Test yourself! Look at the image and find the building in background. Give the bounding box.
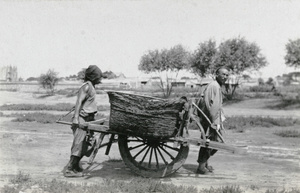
[0,65,18,82]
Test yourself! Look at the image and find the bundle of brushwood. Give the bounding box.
[107,91,185,138]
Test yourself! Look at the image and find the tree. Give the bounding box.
[190,39,217,77]
[191,38,267,99]
[266,77,274,85]
[242,74,251,82]
[191,38,267,76]
[39,69,59,95]
[103,71,117,79]
[215,38,267,74]
[217,38,267,98]
[285,39,300,69]
[139,44,190,98]
[65,74,76,80]
[26,77,39,81]
[258,78,264,86]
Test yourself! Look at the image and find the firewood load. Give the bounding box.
[107,91,185,138]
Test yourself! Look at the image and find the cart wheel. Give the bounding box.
[118,135,189,178]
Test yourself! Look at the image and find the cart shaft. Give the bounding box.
[176,137,247,154]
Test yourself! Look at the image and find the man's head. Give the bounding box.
[215,67,229,85]
[85,65,102,85]
[180,96,188,102]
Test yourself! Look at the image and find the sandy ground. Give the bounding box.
[0,91,300,192]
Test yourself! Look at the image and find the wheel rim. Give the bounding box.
[118,135,189,177]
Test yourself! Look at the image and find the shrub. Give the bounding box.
[9,112,107,124]
[266,189,300,193]
[223,116,299,131]
[276,85,300,93]
[258,77,264,85]
[39,69,59,95]
[274,130,300,138]
[223,92,245,104]
[249,85,273,92]
[200,185,243,193]
[0,88,18,92]
[9,171,31,184]
[280,92,300,104]
[267,91,300,109]
[188,116,299,131]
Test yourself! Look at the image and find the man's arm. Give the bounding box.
[72,84,89,126]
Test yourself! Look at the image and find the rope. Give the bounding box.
[56,106,75,122]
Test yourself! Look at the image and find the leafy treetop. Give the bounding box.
[285,39,300,69]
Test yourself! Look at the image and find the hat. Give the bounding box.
[85,65,102,83]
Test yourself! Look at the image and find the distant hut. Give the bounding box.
[289,72,300,85]
[171,81,185,87]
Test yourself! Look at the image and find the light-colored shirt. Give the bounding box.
[79,81,98,117]
[201,80,224,125]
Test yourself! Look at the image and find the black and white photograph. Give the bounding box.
[0,0,299,192]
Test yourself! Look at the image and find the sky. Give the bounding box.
[0,0,300,79]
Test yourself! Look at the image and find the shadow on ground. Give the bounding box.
[82,160,139,180]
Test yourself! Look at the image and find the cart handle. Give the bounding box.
[56,118,106,127]
[56,120,88,128]
[191,102,225,143]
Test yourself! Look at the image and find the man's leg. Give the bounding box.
[71,123,88,157]
[71,116,97,171]
[196,120,216,174]
[64,155,83,177]
[65,117,87,177]
[205,130,220,172]
[196,147,210,174]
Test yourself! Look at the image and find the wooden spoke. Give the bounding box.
[135,136,144,141]
[118,135,189,177]
[158,145,175,160]
[148,148,153,167]
[139,146,151,165]
[133,145,148,159]
[154,148,159,169]
[161,143,180,152]
[127,139,144,142]
[156,146,168,165]
[129,143,146,151]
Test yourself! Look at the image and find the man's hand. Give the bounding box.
[216,124,220,131]
[72,121,88,130]
[71,123,79,130]
[72,119,79,130]
[211,124,220,131]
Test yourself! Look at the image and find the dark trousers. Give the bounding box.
[71,115,94,158]
[197,121,220,164]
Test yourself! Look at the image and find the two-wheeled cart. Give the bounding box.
[57,91,246,178]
